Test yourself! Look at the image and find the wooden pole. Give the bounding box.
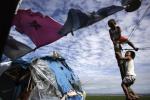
[113,43,133,100]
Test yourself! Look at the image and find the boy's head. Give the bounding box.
[108,19,116,28]
[125,51,135,59]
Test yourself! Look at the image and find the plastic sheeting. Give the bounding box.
[29,57,85,100]
[0,61,12,76]
[29,59,62,100]
[47,61,74,94]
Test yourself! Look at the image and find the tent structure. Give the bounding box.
[0,52,85,100]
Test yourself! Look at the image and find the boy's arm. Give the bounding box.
[109,29,115,42]
[109,30,112,39]
[116,26,122,37]
[115,52,130,60]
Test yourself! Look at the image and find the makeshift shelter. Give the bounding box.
[29,52,85,100]
[0,52,85,100]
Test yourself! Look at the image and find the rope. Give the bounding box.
[128,3,150,40]
[123,47,150,51]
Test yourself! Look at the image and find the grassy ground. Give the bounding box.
[86,95,150,100]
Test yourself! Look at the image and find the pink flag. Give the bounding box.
[12,9,63,47]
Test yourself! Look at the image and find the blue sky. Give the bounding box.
[9,0,150,94]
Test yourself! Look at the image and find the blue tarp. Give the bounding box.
[47,61,73,94]
[67,95,83,100]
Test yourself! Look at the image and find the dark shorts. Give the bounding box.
[122,75,136,86]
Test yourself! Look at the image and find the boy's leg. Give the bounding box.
[126,40,138,51]
[121,83,132,100]
[118,36,138,51]
[125,76,139,99]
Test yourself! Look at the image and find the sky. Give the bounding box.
[7,0,150,94]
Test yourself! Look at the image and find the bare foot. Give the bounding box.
[134,48,139,51]
[131,94,140,99]
[134,95,140,100]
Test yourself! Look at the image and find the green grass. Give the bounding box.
[86,95,150,100]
